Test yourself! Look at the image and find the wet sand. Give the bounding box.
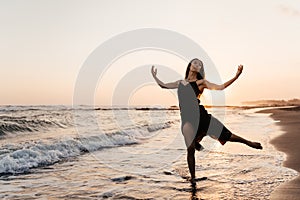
[259,106,300,200]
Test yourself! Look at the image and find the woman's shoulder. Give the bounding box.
[179,79,188,86]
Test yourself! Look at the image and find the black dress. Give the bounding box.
[177,80,232,145]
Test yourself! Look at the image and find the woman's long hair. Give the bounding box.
[185,58,205,80]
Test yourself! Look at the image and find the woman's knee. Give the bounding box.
[182,122,196,148]
[187,142,195,154]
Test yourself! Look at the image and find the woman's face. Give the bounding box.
[190,59,203,72]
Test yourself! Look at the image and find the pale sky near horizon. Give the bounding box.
[0,0,299,106]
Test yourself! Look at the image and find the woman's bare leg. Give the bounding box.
[187,143,196,181]
[208,116,262,149]
[229,133,262,149]
[182,122,196,180]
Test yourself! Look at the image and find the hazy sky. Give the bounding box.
[1,0,299,106]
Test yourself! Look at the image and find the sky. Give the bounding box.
[0,0,299,106]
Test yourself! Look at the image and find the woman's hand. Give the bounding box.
[235,65,243,78]
[151,65,157,77]
[206,65,244,90]
[150,65,179,89]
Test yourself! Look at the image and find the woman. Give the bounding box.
[151,58,262,183]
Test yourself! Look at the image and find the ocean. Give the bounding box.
[0,105,298,199]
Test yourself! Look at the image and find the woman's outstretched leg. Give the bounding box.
[229,133,263,149]
[207,116,262,149]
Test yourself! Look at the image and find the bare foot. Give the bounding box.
[247,141,263,149]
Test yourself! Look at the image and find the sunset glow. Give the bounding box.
[0,0,299,106]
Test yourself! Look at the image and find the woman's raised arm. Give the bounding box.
[203,65,243,90]
[151,65,180,89]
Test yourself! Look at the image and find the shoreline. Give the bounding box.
[258,106,300,200]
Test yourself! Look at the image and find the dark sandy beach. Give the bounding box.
[259,106,300,200]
